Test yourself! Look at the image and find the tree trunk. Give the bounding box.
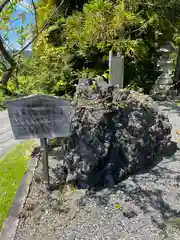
[0,0,15,87]
[0,66,15,87]
[0,0,10,12]
[174,46,180,83]
[0,36,15,87]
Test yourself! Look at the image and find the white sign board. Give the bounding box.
[6,94,74,139]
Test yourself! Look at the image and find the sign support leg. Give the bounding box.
[40,138,49,188]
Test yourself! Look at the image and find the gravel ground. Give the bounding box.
[14,101,180,240]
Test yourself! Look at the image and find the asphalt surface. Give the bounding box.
[0,110,19,158]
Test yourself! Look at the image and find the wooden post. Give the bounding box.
[40,138,49,187]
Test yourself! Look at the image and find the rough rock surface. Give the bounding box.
[55,78,175,188]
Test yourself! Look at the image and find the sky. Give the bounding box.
[7,0,35,50]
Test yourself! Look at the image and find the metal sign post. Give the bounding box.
[40,138,49,187]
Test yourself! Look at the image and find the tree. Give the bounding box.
[36,0,159,93]
[0,0,16,87]
[0,0,65,89]
[1,0,180,95]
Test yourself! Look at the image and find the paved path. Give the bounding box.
[12,101,180,240]
[158,100,180,142]
[0,110,19,158]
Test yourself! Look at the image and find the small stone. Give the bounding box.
[123,210,138,219]
[51,190,60,200]
[176,175,180,182]
[66,172,77,184]
[19,211,29,219]
[108,237,118,240]
[25,201,37,212]
[34,174,41,184]
[67,233,76,240]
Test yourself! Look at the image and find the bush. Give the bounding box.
[0,86,16,110]
[31,0,160,96]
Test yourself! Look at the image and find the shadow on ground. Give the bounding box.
[158,100,180,117]
[78,142,180,234]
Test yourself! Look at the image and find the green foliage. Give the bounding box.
[114,202,121,209]
[35,0,160,93]
[126,82,144,93]
[0,89,5,110]
[0,140,34,229]
[0,85,16,110]
[1,0,180,99]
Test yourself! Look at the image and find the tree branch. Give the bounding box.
[31,0,38,34]
[13,0,65,57]
[0,34,16,87]
[0,37,14,65]
[0,0,16,87]
[0,0,64,87]
[0,60,7,70]
[0,0,10,12]
[1,66,15,86]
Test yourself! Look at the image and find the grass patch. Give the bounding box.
[167,217,180,229]
[175,99,180,107]
[0,140,35,229]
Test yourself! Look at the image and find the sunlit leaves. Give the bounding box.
[114,202,121,209]
[12,0,180,97]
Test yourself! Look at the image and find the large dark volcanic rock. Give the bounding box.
[58,78,174,188]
